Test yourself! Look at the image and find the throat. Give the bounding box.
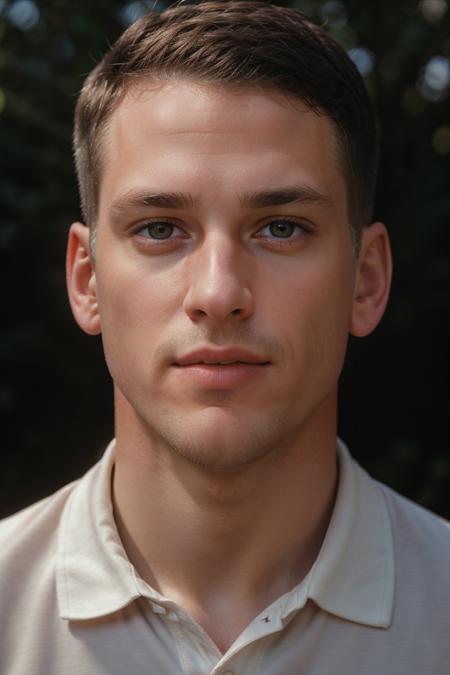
[175,598,277,656]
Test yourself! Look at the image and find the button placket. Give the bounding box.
[175,619,221,675]
[151,602,167,615]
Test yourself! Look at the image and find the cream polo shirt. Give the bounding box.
[1,439,449,675]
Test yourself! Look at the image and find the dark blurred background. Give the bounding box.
[0,0,449,518]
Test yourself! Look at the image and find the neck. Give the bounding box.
[112,389,338,653]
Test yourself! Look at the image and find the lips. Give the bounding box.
[173,347,270,389]
[174,347,270,367]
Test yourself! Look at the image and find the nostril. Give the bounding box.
[183,281,254,322]
[192,308,207,319]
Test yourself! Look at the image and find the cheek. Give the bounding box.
[97,254,181,329]
[94,261,182,388]
[271,253,354,369]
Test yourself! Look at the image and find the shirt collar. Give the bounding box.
[276,439,395,628]
[57,439,394,627]
[57,440,160,620]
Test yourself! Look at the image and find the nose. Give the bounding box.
[182,235,254,323]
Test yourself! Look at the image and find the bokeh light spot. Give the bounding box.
[417,55,450,102]
[117,0,169,27]
[420,0,448,23]
[348,47,376,77]
[5,0,39,31]
[320,0,348,26]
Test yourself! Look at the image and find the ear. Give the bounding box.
[66,222,101,335]
[350,222,393,337]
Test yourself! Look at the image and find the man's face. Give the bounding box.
[92,80,356,470]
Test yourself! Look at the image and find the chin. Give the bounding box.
[155,405,286,472]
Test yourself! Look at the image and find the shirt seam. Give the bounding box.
[57,486,76,619]
[377,484,395,626]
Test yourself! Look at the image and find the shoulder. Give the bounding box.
[0,480,79,579]
[0,480,79,538]
[378,480,450,551]
[0,480,82,657]
[0,445,113,592]
[377,480,450,601]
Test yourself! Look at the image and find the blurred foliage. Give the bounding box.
[0,0,449,518]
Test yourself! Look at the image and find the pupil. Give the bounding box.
[269,221,294,238]
[149,222,173,239]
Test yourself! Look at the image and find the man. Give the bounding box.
[1,2,449,674]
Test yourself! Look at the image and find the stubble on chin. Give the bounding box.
[143,404,294,473]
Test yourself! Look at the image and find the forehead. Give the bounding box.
[109,79,340,154]
[98,80,346,215]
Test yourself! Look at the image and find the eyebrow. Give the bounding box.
[109,190,196,221]
[240,186,333,209]
[108,185,332,221]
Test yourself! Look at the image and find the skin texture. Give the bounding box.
[67,80,392,653]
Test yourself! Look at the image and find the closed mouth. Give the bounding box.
[178,360,269,366]
[175,347,270,368]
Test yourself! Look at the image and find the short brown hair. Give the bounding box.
[74,1,378,246]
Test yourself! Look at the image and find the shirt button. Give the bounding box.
[151,603,167,615]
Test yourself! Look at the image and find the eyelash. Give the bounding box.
[255,219,310,242]
[136,220,185,241]
[133,217,313,247]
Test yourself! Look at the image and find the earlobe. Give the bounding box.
[350,222,393,337]
[66,222,101,336]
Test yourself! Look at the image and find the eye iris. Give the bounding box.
[148,222,173,239]
[269,221,295,238]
